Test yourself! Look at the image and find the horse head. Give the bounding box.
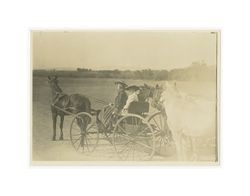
[150,84,164,111]
[138,83,153,101]
[48,75,62,94]
[138,83,164,111]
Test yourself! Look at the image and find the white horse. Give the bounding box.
[161,81,217,161]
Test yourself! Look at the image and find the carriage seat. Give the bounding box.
[128,101,149,115]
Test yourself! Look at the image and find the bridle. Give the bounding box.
[151,86,164,111]
[51,91,63,106]
[139,86,153,102]
[49,80,63,106]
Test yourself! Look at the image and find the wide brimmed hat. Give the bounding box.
[115,80,128,87]
[125,85,140,91]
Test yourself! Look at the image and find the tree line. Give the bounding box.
[33,62,216,81]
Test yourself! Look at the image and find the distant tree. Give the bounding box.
[77,67,90,72]
[154,70,168,80]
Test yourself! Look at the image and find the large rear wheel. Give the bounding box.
[113,114,155,161]
[148,111,172,156]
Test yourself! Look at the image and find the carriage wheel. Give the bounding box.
[95,119,113,145]
[148,111,172,156]
[70,112,99,153]
[93,106,113,142]
[113,114,155,161]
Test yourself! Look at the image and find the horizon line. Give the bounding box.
[33,64,216,71]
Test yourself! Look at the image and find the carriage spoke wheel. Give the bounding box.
[113,114,155,161]
[148,111,172,156]
[96,106,115,143]
[96,120,113,144]
[70,112,99,153]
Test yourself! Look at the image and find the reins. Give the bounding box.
[87,95,109,105]
[51,92,63,106]
[51,91,109,106]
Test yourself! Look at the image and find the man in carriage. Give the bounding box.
[99,80,128,131]
[113,80,128,115]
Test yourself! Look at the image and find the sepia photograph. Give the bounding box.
[3,0,250,193]
[31,30,219,164]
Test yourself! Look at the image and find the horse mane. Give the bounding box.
[54,82,63,93]
[138,85,151,101]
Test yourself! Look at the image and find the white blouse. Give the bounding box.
[123,92,139,112]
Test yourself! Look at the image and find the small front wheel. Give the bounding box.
[70,112,99,153]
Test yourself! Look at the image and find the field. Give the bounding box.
[32,76,216,162]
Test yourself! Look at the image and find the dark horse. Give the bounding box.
[139,83,172,140]
[139,83,164,110]
[48,76,91,141]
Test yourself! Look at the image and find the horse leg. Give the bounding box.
[76,117,85,151]
[190,137,199,161]
[82,117,89,149]
[172,129,186,161]
[59,114,64,140]
[52,112,57,141]
[170,129,181,160]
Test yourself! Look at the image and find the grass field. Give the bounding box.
[32,76,216,162]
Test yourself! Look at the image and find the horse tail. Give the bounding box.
[77,99,90,128]
[85,97,91,114]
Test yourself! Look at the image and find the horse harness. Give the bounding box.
[51,92,71,109]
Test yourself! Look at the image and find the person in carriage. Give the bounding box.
[113,80,128,115]
[122,85,141,114]
[100,81,143,130]
[99,80,128,131]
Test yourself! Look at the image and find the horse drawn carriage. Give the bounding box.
[69,101,171,161]
[48,76,172,161]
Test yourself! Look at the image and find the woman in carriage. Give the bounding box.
[122,85,141,114]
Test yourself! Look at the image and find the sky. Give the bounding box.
[32,31,217,70]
